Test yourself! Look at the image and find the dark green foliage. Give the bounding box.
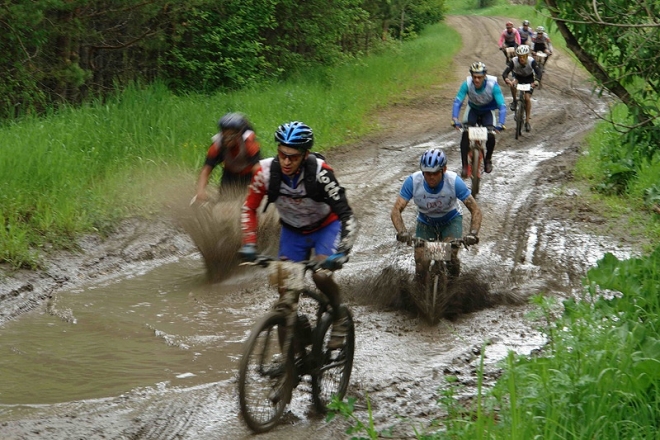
[0,0,445,119]
[547,0,660,190]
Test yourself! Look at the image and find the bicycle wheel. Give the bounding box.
[515,98,524,139]
[311,306,355,413]
[425,265,447,324]
[470,145,481,196]
[238,311,293,433]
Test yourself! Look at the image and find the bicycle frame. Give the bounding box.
[515,83,532,139]
[466,126,487,197]
[408,238,458,324]
[237,257,355,433]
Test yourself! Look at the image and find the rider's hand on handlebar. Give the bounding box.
[452,119,462,130]
[396,231,412,244]
[320,252,348,270]
[238,244,257,262]
[464,234,479,246]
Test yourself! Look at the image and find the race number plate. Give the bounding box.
[425,242,452,262]
[517,83,532,92]
[268,261,305,291]
[468,126,488,142]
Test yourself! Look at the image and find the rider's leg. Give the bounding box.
[312,220,348,349]
[460,130,470,178]
[485,132,495,173]
[442,217,463,278]
[524,91,532,131]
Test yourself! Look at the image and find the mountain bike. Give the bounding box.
[237,257,355,433]
[514,83,532,139]
[405,237,477,324]
[533,51,547,85]
[464,126,488,197]
[501,46,516,64]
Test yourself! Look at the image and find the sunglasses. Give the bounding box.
[277,150,303,162]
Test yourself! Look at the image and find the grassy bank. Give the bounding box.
[0,23,460,269]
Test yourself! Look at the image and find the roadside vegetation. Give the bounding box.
[0,22,459,269]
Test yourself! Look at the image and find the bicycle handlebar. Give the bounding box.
[405,236,479,249]
[240,255,348,271]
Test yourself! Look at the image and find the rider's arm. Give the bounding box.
[514,29,521,45]
[493,84,507,125]
[498,30,506,47]
[452,82,469,120]
[502,63,513,81]
[318,163,359,254]
[244,131,262,165]
[391,177,413,234]
[240,163,267,245]
[463,195,482,235]
[532,59,543,82]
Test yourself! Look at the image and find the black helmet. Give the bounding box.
[274,121,314,150]
[522,20,530,26]
[218,112,249,132]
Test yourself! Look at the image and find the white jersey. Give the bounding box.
[411,171,462,219]
[258,157,332,229]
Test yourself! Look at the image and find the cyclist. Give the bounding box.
[195,112,261,203]
[531,26,553,63]
[451,61,507,176]
[518,20,534,46]
[391,149,482,280]
[239,121,358,349]
[498,21,521,62]
[502,45,542,132]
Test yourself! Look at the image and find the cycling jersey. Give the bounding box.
[242,155,357,254]
[452,75,507,126]
[518,26,533,44]
[205,130,261,176]
[531,32,553,53]
[503,57,542,83]
[498,29,521,47]
[399,171,470,226]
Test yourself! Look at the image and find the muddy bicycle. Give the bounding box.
[453,123,493,197]
[237,256,355,433]
[405,236,478,324]
[514,83,532,139]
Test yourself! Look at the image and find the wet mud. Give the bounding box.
[0,15,641,440]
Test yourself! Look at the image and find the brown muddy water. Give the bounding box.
[0,257,255,405]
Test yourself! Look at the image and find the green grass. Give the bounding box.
[0,23,460,269]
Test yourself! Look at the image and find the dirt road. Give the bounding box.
[0,16,637,439]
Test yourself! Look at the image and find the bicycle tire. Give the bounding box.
[471,144,481,196]
[311,306,355,413]
[238,311,293,433]
[515,98,524,139]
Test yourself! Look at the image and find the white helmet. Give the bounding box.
[516,45,530,56]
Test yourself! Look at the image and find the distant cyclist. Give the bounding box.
[195,112,261,203]
[531,26,554,63]
[502,45,542,132]
[451,62,507,176]
[498,21,521,62]
[391,149,482,279]
[518,20,534,46]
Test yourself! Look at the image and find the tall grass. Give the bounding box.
[0,23,460,269]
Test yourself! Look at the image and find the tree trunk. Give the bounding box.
[544,0,653,124]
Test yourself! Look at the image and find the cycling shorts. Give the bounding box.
[279,219,341,261]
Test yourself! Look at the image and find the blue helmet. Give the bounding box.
[274,121,314,150]
[420,149,447,172]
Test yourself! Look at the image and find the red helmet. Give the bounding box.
[506,21,513,28]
